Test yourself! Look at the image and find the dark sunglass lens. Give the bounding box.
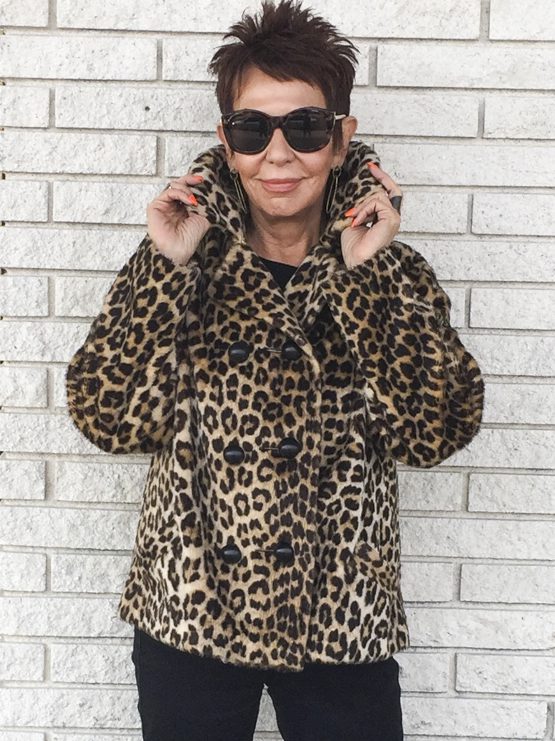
[284,109,333,152]
[227,112,270,153]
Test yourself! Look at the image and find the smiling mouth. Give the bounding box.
[260,179,301,193]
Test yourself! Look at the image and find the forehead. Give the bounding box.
[233,67,327,113]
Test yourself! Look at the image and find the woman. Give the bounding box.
[66,1,485,739]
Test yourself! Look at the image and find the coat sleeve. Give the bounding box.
[65,232,202,455]
[319,239,485,468]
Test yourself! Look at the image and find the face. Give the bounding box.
[217,67,357,223]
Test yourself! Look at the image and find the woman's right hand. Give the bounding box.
[146,174,211,266]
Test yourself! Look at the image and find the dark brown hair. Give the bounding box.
[208,0,358,146]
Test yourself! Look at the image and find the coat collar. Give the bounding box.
[188,140,384,351]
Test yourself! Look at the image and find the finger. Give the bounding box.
[351,197,398,228]
[367,162,403,199]
[163,183,200,206]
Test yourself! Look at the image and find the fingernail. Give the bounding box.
[344,207,356,217]
[368,162,380,169]
[188,194,198,206]
[193,175,204,180]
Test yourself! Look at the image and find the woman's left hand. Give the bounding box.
[340,162,403,269]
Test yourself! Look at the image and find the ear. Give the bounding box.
[217,124,234,165]
[332,116,358,167]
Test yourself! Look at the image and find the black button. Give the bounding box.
[229,340,252,364]
[223,442,245,464]
[220,543,242,564]
[274,541,294,564]
[281,339,301,360]
[277,437,301,459]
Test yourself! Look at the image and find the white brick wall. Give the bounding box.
[1,0,554,738]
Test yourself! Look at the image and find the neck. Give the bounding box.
[246,198,325,267]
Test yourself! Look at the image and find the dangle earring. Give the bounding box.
[230,169,249,215]
[325,165,342,216]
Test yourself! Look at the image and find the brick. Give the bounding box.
[0,411,110,455]
[0,506,137,550]
[397,471,465,511]
[377,142,554,187]
[461,332,555,376]
[53,365,70,408]
[481,382,555,425]
[0,181,49,222]
[0,552,47,591]
[1,132,157,175]
[456,653,555,694]
[485,95,555,139]
[461,564,555,604]
[490,0,555,40]
[402,696,546,737]
[51,736,139,741]
[53,182,159,224]
[402,517,555,560]
[163,35,229,82]
[50,641,134,684]
[400,561,455,602]
[57,0,480,37]
[54,460,147,504]
[0,367,48,407]
[0,0,48,25]
[0,35,156,80]
[55,85,218,131]
[0,227,140,270]
[473,193,555,236]
[0,321,99,362]
[0,642,45,680]
[165,134,224,175]
[352,91,478,137]
[52,737,139,741]
[471,288,555,330]
[406,606,554,650]
[0,277,48,317]
[0,687,137,728]
[0,0,48,24]
[411,239,555,282]
[0,86,50,127]
[0,460,46,500]
[468,473,555,514]
[0,596,128,638]
[395,652,450,693]
[55,276,116,317]
[397,191,468,234]
[51,554,132,593]
[446,429,555,470]
[378,42,555,90]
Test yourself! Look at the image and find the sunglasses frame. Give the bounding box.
[221,106,347,154]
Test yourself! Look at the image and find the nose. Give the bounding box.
[264,126,295,164]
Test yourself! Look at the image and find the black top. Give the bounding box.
[259,256,298,290]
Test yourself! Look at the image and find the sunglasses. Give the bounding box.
[221,106,347,154]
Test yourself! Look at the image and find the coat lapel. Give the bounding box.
[190,140,384,353]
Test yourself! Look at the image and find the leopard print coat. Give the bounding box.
[66,140,485,672]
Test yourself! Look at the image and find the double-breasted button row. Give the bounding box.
[219,541,294,565]
[228,339,302,364]
[224,437,301,462]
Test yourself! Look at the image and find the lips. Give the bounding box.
[260,179,301,193]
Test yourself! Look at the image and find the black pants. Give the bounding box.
[131,626,404,741]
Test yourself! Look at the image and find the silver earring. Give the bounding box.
[325,166,342,215]
[230,169,248,214]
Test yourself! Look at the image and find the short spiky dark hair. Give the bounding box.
[208,0,358,123]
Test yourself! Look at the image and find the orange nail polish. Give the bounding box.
[344,208,356,217]
[188,194,198,206]
[368,161,380,169]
